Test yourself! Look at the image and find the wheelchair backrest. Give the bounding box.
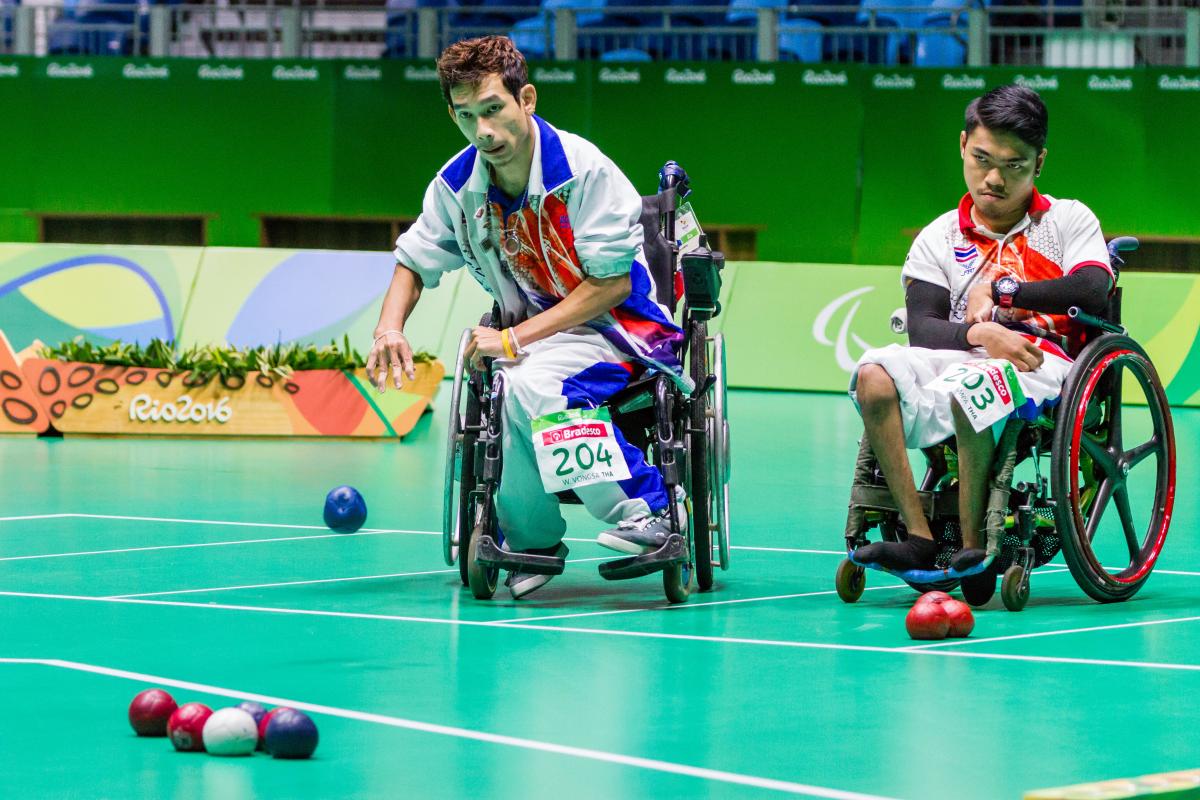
[639,189,680,314]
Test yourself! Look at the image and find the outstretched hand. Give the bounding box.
[366,331,416,392]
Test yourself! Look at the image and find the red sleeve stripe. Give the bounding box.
[1068,259,1114,277]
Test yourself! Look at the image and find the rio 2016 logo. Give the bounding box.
[128,394,232,424]
[812,287,879,372]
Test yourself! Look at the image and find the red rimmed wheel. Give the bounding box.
[1051,335,1175,603]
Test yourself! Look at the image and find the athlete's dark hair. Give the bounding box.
[437,35,527,106]
[964,85,1048,152]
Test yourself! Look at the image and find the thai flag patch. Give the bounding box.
[954,244,978,264]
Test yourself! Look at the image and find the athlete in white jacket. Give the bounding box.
[367,36,685,598]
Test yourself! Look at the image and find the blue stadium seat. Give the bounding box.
[509,0,604,59]
[47,0,135,56]
[856,0,931,63]
[778,16,823,62]
[599,46,652,59]
[725,0,786,26]
[915,29,965,64]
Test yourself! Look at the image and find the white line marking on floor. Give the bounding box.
[0,514,74,523]
[5,591,1200,673]
[0,530,422,562]
[491,584,911,625]
[104,556,614,599]
[902,613,1200,651]
[0,657,899,800]
[729,546,846,555]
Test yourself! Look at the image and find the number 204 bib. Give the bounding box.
[532,408,632,493]
[926,359,1027,433]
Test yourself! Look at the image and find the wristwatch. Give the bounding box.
[994,276,1020,309]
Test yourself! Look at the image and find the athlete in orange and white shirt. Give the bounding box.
[849,85,1113,573]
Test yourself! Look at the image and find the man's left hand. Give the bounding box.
[464,326,506,370]
[965,282,995,325]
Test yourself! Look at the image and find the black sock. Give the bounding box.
[950,548,986,572]
[854,536,939,571]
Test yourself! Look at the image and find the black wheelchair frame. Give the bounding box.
[838,237,1177,611]
[442,162,732,604]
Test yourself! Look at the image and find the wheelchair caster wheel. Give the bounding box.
[1001,565,1029,612]
[466,524,499,600]
[960,569,996,607]
[835,558,865,603]
[663,559,694,604]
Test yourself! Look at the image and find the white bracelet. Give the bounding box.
[374,329,405,344]
[509,327,527,356]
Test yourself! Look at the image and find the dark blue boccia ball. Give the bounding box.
[323,485,367,533]
[236,700,267,726]
[265,708,319,759]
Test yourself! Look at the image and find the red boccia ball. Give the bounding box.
[915,591,953,606]
[128,689,178,737]
[257,706,292,751]
[167,702,213,752]
[905,599,951,640]
[941,599,975,638]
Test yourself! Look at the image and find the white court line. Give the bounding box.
[903,613,1200,651]
[491,584,910,625]
[0,514,74,523]
[105,556,615,599]
[730,546,846,555]
[0,658,896,800]
[0,511,438,535]
[0,530,421,563]
[5,590,1200,673]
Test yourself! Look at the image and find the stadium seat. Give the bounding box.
[915,0,968,66]
[856,0,932,63]
[510,0,604,59]
[599,46,653,59]
[778,16,823,62]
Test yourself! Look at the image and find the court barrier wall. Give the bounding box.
[2,244,1199,418]
[2,58,1200,265]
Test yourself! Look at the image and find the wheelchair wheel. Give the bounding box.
[688,321,714,591]
[960,569,996,607]
[1051,335,1176,603]
[466,512,499,600]
[1000,564,1029,612]
[443,329,473,569]
[663,556,695,604]
[708,333,731,571]
[835,558,865,603]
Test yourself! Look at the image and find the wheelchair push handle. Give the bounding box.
[658,161,691,198]
[1068,306,1126,335]
[1106,236,1138,278]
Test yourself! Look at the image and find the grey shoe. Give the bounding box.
[504,542,568,599]
[596,503,687,556]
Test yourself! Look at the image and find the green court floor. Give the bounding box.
[2,391,1197,800]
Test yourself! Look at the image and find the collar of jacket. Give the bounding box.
[437,115,576,199]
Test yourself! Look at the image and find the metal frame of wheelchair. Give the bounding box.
[441,162,732,604]
[837,237,1177,612]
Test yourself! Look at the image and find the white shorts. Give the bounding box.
[850,342,1073,449]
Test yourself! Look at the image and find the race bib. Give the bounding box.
[927,359,1027,433]
[675,202,704,256]
[532,407,632,493]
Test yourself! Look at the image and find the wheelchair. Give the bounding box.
[442,162,732,604]
[838,237,1176,611]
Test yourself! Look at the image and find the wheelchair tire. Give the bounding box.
[1051,335,1175,603]
[960,569,996,608]
[444,328,472,569]
[456,383,482,588]
[663,558,694,604]
[688,321,714,592]
[1000,564,1028,612]
[835,558,866,603]
[466,515,499,600]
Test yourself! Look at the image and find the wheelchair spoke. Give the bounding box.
[1080,434,1117,478]
[1084,477,1115,544]
[1125,436,1161,470]
[1106,367,1124,453]
[1114,484,1140,561]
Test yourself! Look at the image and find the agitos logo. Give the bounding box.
[812,287,878,372]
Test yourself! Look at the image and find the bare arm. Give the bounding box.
[366,265,425,391]
[465,274,632,364]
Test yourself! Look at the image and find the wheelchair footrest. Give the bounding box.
[597,534,687,581]
[848,550,995,585]
[474,536,566,576]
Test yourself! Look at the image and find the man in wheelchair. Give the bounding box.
[849,85,1115,575]
[366,36,687,598]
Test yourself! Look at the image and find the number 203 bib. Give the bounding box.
[532,407,632,494]
[926,359,1027,433]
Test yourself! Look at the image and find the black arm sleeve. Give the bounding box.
[905,279,973,351]
[1002,265,1113,316]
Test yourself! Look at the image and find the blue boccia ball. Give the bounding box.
[236,700,267,726]
[264,708,319,760]
[323,485,367,533]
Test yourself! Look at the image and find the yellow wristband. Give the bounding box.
[501,329,516,360]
